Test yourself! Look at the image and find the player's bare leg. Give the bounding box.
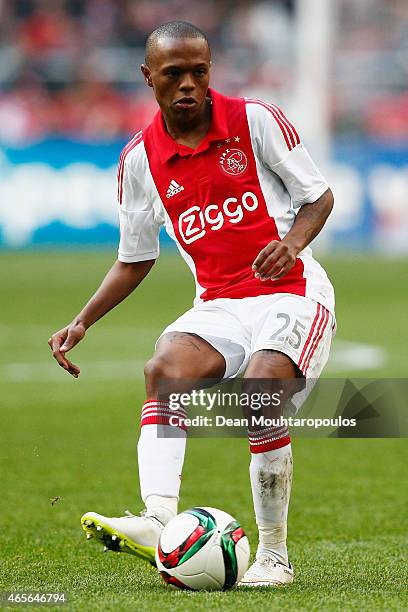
[81,332,225,563]
[238,349,298,587]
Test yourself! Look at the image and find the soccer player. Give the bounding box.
[49,21,335,587]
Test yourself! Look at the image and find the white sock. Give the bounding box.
[137,400,187,525]
[145,494,178,526]
[249,443,293,566]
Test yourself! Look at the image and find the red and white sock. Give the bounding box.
[137,399,187,525]
[248,426,292,566]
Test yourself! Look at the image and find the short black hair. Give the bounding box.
[145,21,210,65]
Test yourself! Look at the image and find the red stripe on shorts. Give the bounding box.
[303,307,330,375]
[299,303,322,372]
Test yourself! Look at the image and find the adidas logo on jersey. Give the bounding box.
[166,180,184,198]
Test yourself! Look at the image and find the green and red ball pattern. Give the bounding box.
[157,507,246,590]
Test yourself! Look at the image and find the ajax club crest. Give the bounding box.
[219,148,248,176]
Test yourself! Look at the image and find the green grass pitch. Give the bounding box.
[1,251,407,611]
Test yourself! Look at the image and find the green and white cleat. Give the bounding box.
[238,554,294,587]
[81,510,163,565]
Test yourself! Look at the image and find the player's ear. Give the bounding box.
[141,65,153,88]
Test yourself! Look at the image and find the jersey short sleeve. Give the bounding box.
[117,142,162,263]
[245,100,329,208]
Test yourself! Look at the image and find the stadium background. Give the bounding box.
[1,1,407,610]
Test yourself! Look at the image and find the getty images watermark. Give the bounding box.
[169,389,283,411]
[167,389,356,429]
[156,378,407,438]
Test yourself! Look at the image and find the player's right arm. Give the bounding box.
[49,138,163,378]
[48,258,155,377]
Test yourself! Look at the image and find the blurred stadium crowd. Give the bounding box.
[0,0,407,143]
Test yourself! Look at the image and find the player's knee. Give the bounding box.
[144,355,185,389]
[246,349,299,379]
[144,356,166,385]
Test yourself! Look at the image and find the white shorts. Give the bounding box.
[158,293,335,380]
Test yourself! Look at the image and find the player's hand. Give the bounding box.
[252,239,298,281]
[48,322,86,378]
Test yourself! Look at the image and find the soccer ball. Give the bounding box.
[156,507,250,591]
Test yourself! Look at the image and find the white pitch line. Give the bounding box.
[0,323,161,338]
[326,339,388,372]
[0,360,146,383]
[0,340,388,383]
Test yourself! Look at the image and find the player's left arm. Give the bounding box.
[252,188,334,281]
[247,101,333,281]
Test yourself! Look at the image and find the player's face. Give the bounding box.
[141,38,211,125]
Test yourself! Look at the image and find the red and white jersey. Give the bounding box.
[117,88,334,314]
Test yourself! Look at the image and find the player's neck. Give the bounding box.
[162,98,212,150]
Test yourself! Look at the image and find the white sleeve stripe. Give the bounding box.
[245,98,300,150]
[246,98,294,149]
[117,131,143,203]
[117,133,142,204]
[252,98,300,149]
[117,131,143,204]
[117,130,142,183]
[118,130,142,171]
[268,101,300,147]
[246,98,300,149]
